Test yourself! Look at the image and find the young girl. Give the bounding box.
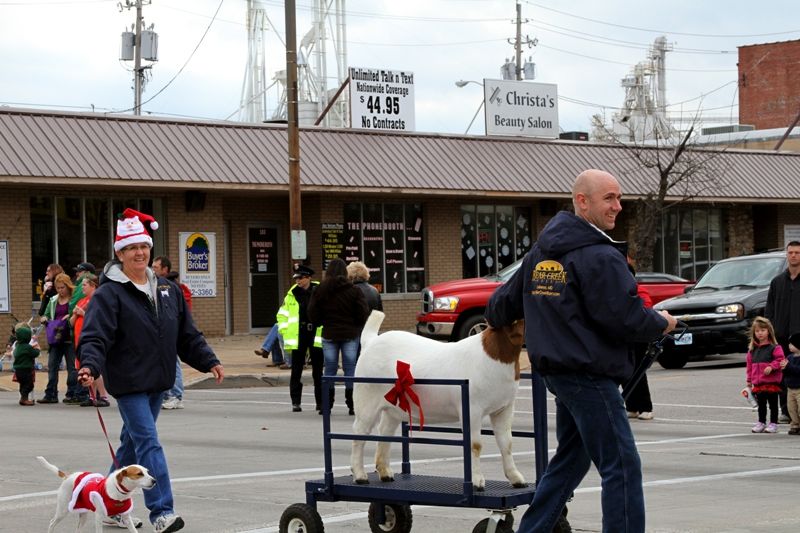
[746,317,785,433]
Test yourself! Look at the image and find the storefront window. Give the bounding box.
[461,205,532,278]
[30,196,163,300]
[343,203,425,294]
[654,206,725,280]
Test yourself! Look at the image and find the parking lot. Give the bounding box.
[3,353,800,532]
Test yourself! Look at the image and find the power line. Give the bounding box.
[527,21,737,55]
[524,1,800,38]
[112,0,225,115]
[536,43,737,73]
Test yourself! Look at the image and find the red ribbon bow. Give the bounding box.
[384,360,424,432]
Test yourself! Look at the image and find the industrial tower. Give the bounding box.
[239,1,270,123]
[238,0,349,126]
[610,36,673,142]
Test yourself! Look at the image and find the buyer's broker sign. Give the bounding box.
[483,79,558,138]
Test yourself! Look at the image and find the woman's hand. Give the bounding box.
[764,366,773,375]
[210,364,225,384]
[780,359,789,369]
[77,367,94,388]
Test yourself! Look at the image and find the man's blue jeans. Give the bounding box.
[517,373,644,533]
[114,392,174,524]
[322,338,359,390]
[261,324,286,365]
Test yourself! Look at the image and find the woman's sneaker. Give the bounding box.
[751,422,766,433]
[153,513,184,533]
[103,514,143,528]
[765,422,779,433]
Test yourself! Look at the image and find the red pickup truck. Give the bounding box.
[416,259,693,341]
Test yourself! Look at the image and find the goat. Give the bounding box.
[350,311,527,491]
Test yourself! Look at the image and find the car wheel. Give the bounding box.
[458,314,488,340]
[658,350,689,369]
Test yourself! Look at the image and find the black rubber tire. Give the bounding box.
[471,516,514,533]
[458,314,488,340]
[279,503,325,533]
[367,503,413,533]
[657,349,689,369]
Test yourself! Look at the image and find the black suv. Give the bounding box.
[653,251,787,369]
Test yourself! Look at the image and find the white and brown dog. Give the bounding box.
[351,311,527,491]
[37,456,155,532]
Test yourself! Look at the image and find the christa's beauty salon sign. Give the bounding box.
[179,232,217,297]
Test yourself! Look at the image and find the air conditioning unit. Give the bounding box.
[700,124,755,135]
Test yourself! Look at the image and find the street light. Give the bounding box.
[455,80,484,135]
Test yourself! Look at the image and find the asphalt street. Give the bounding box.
[3,353,800,533]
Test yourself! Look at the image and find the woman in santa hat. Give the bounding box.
[76,208,224,533]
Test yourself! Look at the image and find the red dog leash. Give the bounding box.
[384,360,425,433]
[89,388,120,469]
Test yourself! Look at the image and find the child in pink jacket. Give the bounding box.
[746,317,785,433]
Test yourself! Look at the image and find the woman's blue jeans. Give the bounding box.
[517,372,645,533]
[322,338,359,390]
[114,391,174,524]
[44,342,84,400]
[261,323,286,365]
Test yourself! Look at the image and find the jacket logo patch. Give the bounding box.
[531,260,566,297]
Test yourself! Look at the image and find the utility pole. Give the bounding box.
[504,2,537,80]
[285,0,306,261]
[119,0,155,115]
[515,2,523,80]
[133,0,144,115]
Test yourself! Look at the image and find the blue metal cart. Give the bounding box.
[279,371,549,533]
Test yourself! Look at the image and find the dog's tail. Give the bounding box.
[360,310,385,350]
[36,456,67,478]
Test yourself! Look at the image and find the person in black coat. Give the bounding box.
[347,261,383,312]
[77,208,223,533]
[486,169,676,533]
[309,258,369,415]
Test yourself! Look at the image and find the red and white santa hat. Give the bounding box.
[114,208,159,252]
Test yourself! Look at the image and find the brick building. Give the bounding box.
[2,108,800,339]
[739,39,800,129]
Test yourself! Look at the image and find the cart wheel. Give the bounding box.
[368,503,412,533]
[279,503,324,533]
[471,515,514,533]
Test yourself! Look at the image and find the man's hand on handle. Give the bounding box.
[659,310,678,334]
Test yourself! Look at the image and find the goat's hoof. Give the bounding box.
[354,478,369,485]
[512,481,528,488]
[379,475,394,482]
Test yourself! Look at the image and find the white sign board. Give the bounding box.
[178,232,217,298]
[349,67,415,131]
[0,241,9,312]
[784,225,800,247]
[483,79,559,138]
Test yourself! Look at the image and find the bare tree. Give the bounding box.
[592,115,732,273]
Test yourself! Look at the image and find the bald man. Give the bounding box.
[486,169,676,533]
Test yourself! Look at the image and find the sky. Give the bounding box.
[1,0,799,136]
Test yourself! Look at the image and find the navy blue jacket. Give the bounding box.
[486,210,667,383]
[783,354,800,389]
[78,262,220,397]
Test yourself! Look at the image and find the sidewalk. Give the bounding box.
[0,334,292,394]
[0,333,532,393]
